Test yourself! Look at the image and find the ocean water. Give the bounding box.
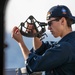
[4,32,60,69]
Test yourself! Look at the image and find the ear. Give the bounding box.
[61,17,65,25]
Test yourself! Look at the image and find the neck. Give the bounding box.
[61,27,72,38]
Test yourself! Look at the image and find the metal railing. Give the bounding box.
[4,67,44,75]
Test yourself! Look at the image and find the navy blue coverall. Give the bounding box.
[25,31,75,75]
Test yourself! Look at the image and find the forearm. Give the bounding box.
[19,41,30,60]
[33,37,42,50]
[11,26,30,60]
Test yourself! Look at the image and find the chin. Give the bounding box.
[53,35,59,38]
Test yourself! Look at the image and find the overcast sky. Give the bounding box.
[5,0,75,33]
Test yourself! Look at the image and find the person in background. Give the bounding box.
[11,5,75,75]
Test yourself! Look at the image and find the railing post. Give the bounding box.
[16,67,29,75]
[16,68,22,75]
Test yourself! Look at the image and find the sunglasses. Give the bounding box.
[47,18,60,26]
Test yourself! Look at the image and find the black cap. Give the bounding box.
[46,5,75,24]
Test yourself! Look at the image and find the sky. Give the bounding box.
[5,0,75,33]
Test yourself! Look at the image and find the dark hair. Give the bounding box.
[65,17,73,27]
[55,17,73,27]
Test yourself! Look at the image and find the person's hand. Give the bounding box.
[11,26,23,43]
[26,23,37,34]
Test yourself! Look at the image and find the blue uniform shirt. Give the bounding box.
[25,31,75,75]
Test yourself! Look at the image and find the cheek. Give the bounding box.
[53,27,60,34]
[53,24,61,34]
[55,22,61,30]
